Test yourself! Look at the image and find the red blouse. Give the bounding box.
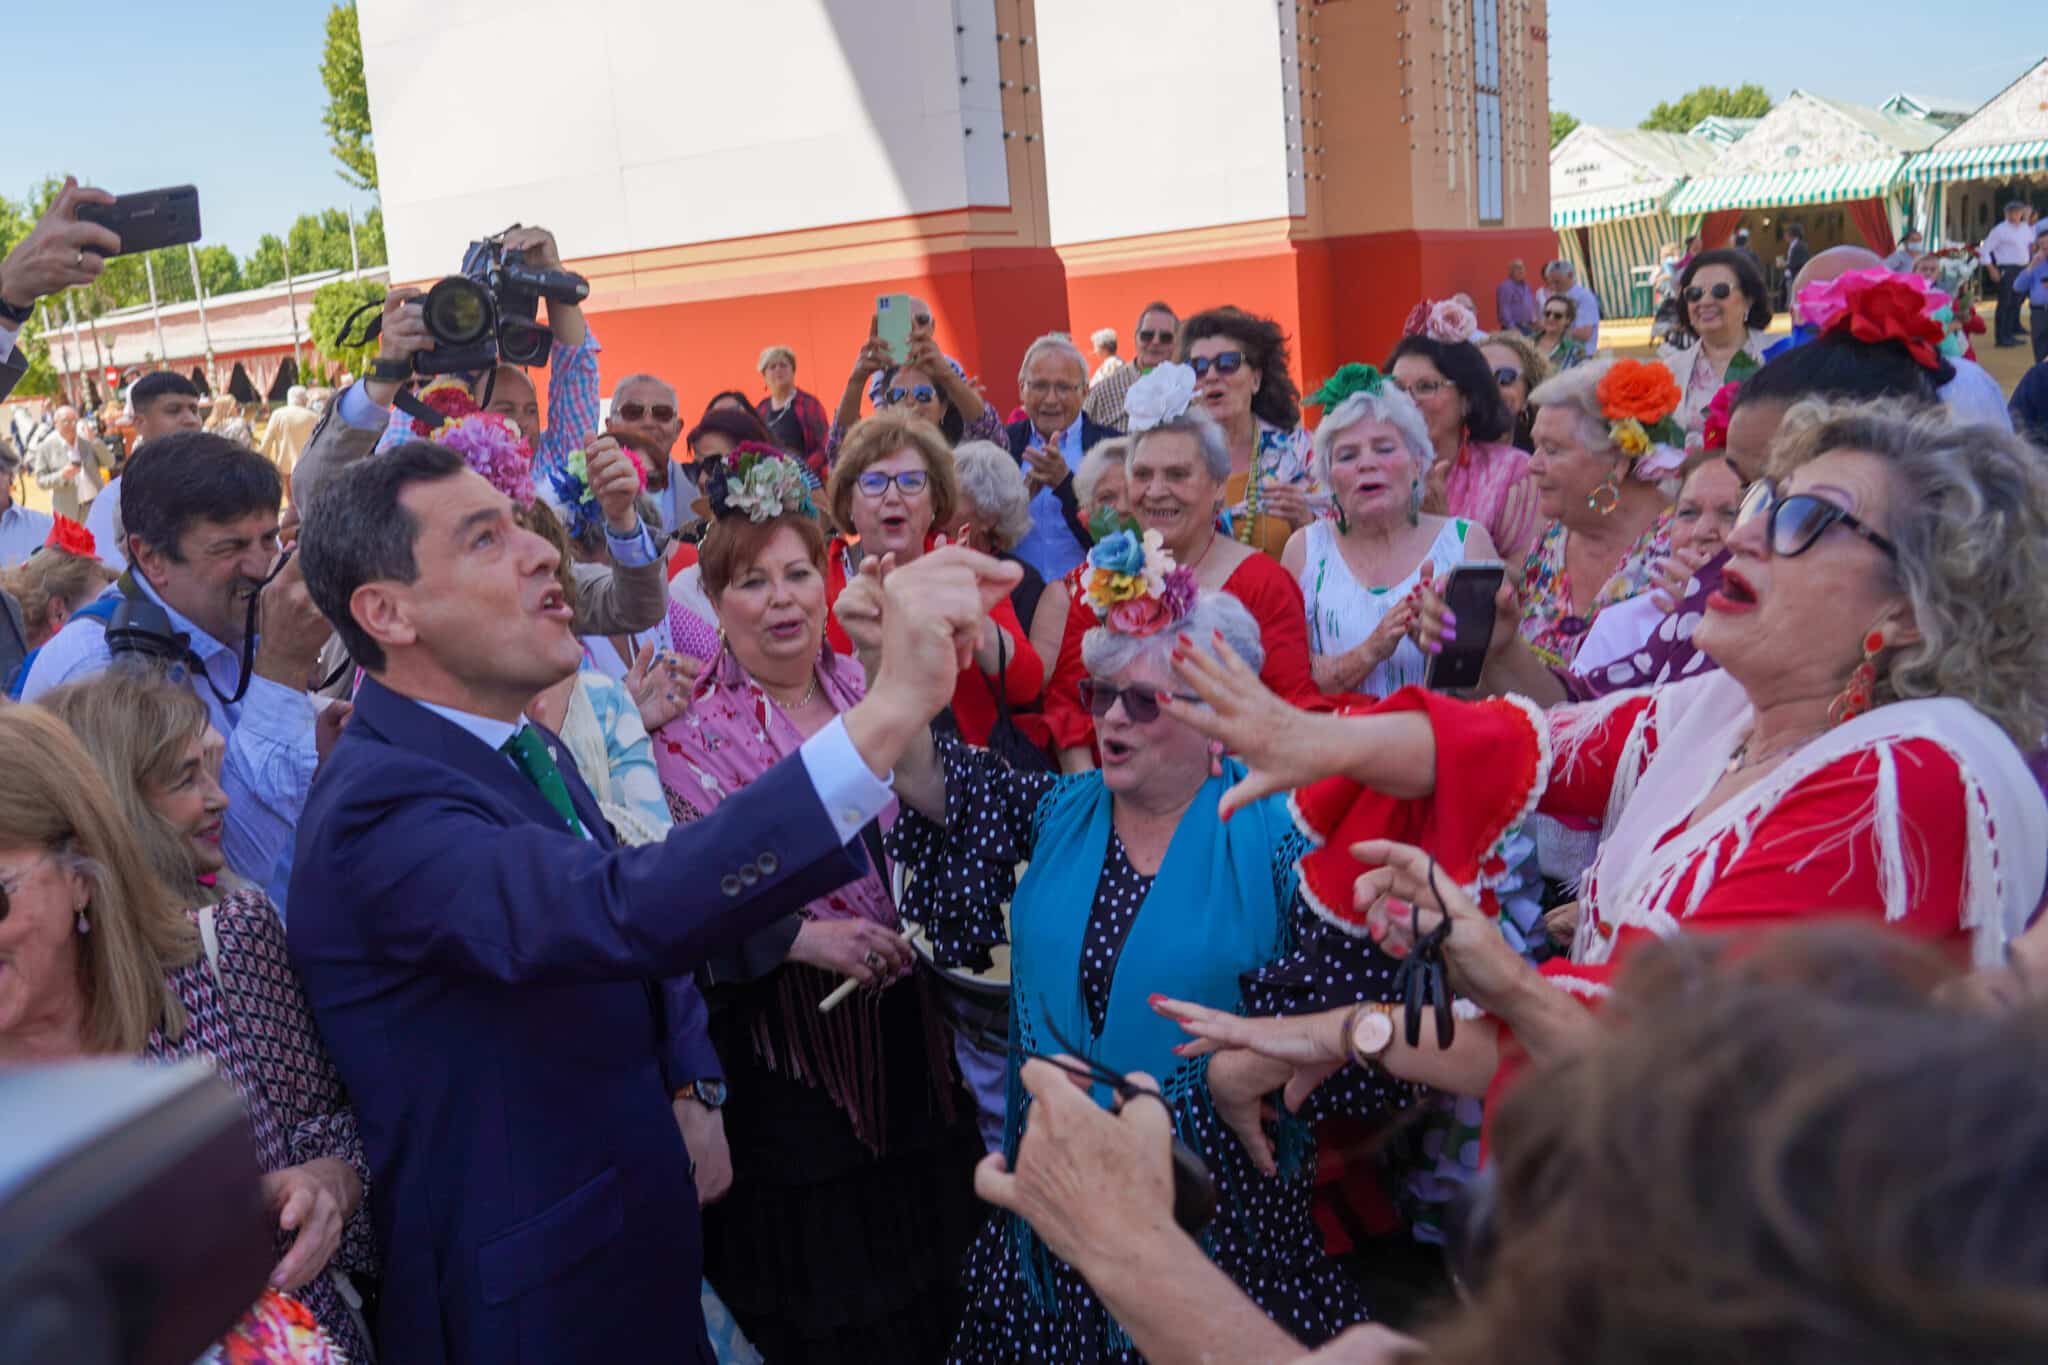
[823,535,1042,747]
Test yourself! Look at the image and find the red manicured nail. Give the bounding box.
[1148,993,1167,1007]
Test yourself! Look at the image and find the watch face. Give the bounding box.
[1352,1009,1395,1061]
[697,1080,729,1108]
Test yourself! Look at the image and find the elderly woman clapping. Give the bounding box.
[1283,365,1500,698]
[1152,398,2048,1109]
[3,685,375,1359]
[835,540,1409,1360]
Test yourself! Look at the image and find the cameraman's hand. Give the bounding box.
[500,225,563,271]
[584,435,645,535]
[365,286,431,407]
[0,177,120,312]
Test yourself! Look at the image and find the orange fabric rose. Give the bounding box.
[1595,358,1682,426]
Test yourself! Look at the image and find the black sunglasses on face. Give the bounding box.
[1078,678,1201,723]
[614,403,676,423]
[1187,351,1247,380]
[1137,327,1175,344]
[1738,479,1899,561]
[885,385,938,407]
[1492,367,1522,388]
[1685,282,1734,303]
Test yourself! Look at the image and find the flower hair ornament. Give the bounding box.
[43,515,96,558]
[1696,380,1741,456]
[427,394,538,509]
[1399,298,1480,345]
[1121,361,1199,433]
[1304,362,1387,409]
[1593,359,1686,498]
[696,441,817,523]
[1083,526,1197,638]
[1795,267,1950,371]
[544,438,648,541]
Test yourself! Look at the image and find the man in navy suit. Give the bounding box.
[290,441,1016,1363]
[1004,332,1122,581]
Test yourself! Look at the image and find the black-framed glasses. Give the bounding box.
[1187,351,1246,380]
[854,469,930,498]
[1491,366,1522,389]
[884,385,937,407]
[1077,678,1201,723]
[1738,479,1899,561]
[1685,281,1734,303]
[613,402,676,423]
[1542,309,1570,321]
[1137,327,1176,344]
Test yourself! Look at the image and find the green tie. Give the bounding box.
[500,727,587,837]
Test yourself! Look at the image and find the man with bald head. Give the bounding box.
[28,403,110,519]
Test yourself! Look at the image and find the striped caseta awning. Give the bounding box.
[1551,181,1675,228]
[1905,138,2048,184]
[1668,157,1907,214]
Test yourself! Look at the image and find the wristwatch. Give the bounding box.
[674,1080,728,1110]
[0,279,33,327]
[1343,1002,1399,1069]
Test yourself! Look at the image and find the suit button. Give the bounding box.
[720,874,742,897]
[758,852,780,876]
[841,807,863,827]
[739,864,760,887]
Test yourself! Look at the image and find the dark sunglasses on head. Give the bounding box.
[1492,367,1522,388]
[1187,351,1247,380]
[1685,281,1734,303]
[1738,479,1898,561]
[1078,678,1201,723]
[855,468,930,498]
[1137,327,1175,344]
[885,384,938,407]
[613,402,676,423]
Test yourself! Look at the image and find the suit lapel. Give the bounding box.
[354,678,581,836]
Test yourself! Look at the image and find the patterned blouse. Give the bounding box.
[1223,419,1324,557]
[1437,438,1541,572]
[1518,513,1673,669]
[143,891,374,1362]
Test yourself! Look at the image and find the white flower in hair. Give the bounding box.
[1122,361,1199,433]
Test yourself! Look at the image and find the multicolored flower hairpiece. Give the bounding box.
[1083,527,1196,638]
[546,440,648,541]
[431,411,537,507]
[1121,361,1199,433]
[1595,359,1686,482]
[1795,266,1950,371]
[699,442,817,523]
[44,515,95,558]
[1305,363,1388,408]
[1400,298,1480,344]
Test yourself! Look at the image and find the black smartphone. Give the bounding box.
[1424,560,1506,692]
[77,185,202,257]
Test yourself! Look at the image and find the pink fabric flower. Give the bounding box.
[1797,266,1948,334]
[1425,298,1479,344]
[1106,596,1175,637]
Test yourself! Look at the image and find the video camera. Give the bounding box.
[412,228,590,376]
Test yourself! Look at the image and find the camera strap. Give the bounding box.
[108,561,268,708]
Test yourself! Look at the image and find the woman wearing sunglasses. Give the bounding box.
[820,411,1043,751]
[1153,398,2048,1125]
[1176,306,1322,557]
[1387,332,1541,574]
[4,678,375,1360]
[1477,331,1549,453]
[833,541,1407,1362]
[1532,294,1586,372]
[825,303,998,467]
[1658,247,1772,433]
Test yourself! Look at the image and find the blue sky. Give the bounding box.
[1546,0,2038,128]
[1,2,2036,260]
[0,1,376,258]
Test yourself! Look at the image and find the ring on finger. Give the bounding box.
[863,950,882,969]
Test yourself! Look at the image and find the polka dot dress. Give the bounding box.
[888,736,1417,1362]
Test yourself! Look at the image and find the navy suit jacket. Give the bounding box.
[1004,414,1121,548]
[288,677,865,1364]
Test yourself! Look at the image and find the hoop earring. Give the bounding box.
[1830,630,1884,726]
[1587,481,1620,516]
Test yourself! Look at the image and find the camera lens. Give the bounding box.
[423,277,493,346]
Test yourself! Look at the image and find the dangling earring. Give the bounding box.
[1406,477,1423,528]
[1587,481,1620,516]
[1830,630,1884,725]
[75,908,90,935]
[1208,739,1224,779]
[1335,499,1350,533]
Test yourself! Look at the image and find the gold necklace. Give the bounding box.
[1723,726,1827,776]
[756,672,819,711]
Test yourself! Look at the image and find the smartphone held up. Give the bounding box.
[1424,560,1506,692]
[76,185,203,257]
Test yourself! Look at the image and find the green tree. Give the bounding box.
[243,207,388,288]
[1639,83,1773,134]
[309,276,386,376]
[320,3,377,191]
[1550,110,1580,147]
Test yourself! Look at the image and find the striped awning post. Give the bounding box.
[1905,138,2048,186]
[1668,157,1909,215]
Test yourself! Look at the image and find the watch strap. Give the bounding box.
[0,291,34,327]
[369,357,414,383]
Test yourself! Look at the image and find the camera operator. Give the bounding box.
[20,432,331,910]
[294,261,668,637]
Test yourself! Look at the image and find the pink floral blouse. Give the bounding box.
[1440,438,1540,574]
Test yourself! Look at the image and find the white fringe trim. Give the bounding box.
[1546,973,1613,1001]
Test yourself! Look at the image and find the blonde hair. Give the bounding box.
[1481,330,1551,396]
[826,409,960,534]
[205,395,243,429]
[0,701,197,1051]
[757,345,796,374]
[41,672,226,914]
[3,550,116,648]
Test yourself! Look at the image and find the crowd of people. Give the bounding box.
[4,176,2048,1365]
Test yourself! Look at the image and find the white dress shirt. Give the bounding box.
[83,474,126,570]
[0,497,54,567]
[1981,220,2037,269]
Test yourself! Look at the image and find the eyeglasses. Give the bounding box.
[1078,678,1202,724]
[1389,377,1451,399]
[613,402,676,423]
[855,468,931,498]
[1024,379,1082,400]
[1542,309,1570,321]
[884,385,937,407]
[1137,328,1176,344]
[1187,351,1247,380]
[1492,367,1522,389]
[1738,479,1898,561]
[1685,282,1734,303]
